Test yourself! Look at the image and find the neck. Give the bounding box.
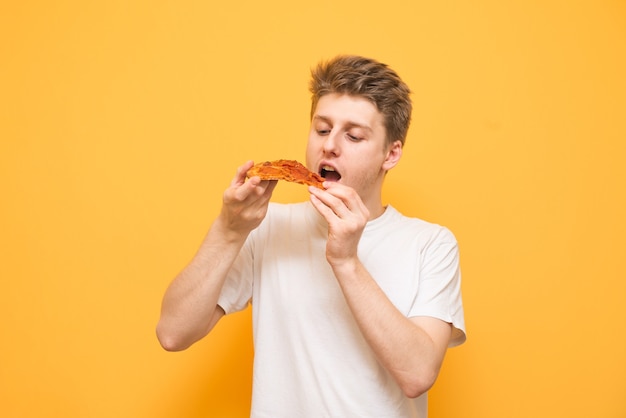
[368,204,386,220]
[362,189,386,220]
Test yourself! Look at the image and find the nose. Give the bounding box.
[322,131,340,156]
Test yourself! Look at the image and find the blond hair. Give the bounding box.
[309,55,412,145]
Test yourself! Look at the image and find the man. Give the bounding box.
[157,55,466,417]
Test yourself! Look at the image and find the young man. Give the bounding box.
[157,55,466,417]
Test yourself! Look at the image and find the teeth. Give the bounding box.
[320,165,340,180]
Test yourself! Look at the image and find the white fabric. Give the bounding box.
[218,202,466,418]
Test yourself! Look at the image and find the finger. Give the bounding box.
[263,179,278,196]
[325,183,370,216]
[309,185,353,218]
[242,179,279,206]
[225,176,260,204]
[321,182,355,202]
[234,177,267,201]
[309,193,336,220]
[230,161,255,187]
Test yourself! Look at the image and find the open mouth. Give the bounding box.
[320,165,341,182]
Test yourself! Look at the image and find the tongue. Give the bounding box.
[323,171,341,182]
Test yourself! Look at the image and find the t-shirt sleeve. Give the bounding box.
[409,228,466,347]
[217,236,254,315]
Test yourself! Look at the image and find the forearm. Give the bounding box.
[156,163,276,351]
[332,259,449,398]
[156,217,247,351]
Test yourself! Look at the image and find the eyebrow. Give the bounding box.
[312,115,373,132]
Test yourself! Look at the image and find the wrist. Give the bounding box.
[211,215,249,245]
[328,256,360,277]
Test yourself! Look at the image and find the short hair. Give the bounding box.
[309,55,412,146]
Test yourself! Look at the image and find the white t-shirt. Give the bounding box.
[218,202,466,418]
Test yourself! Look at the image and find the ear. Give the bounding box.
[382,140,403,171]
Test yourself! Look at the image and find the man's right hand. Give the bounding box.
[217,161,277,237]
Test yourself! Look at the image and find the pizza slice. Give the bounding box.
[246,159,325,189]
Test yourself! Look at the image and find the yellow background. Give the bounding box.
[1,1,625,417]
